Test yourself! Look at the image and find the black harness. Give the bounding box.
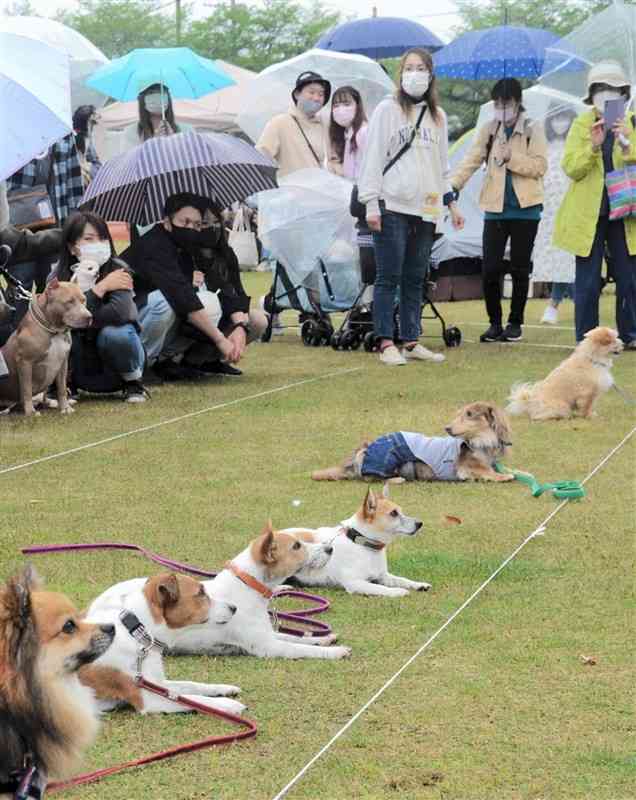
[0,754,47,800]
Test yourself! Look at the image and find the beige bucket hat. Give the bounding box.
[583,60,631,104]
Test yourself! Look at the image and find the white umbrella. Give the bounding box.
[0,32,72,181]
[237,48,394,143]
[0,16,109,109]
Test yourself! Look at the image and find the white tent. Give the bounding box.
[92,60,257,161]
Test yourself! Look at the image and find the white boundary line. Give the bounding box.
[0,367,363,477]
[270,425,636,800]
[458,320,576,332]
[463,338,574,350]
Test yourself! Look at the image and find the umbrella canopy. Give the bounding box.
[0,32,72,182]
[86,47,235,102]
[315,16,444,59]
[237,49,394,144]
[81,130,277,224]
[0,16,108,109]
[539,0,635,102]
[434,26,559,80]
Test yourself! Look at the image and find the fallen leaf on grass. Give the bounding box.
[443,514,463,525]
[580,654,597,665]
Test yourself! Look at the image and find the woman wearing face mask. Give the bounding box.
[357,48,463,366]
[122,83,192,151]
[53,211,148,402]
[256,71,331,179]
[530,106,578,325]
[450,78,548,343]
[73,105,102,187]
[327,86,368,179]
[553,61,636,347]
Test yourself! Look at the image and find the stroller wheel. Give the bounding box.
[331,332,342,350]
[301,319,316,346]
[443,326,462,348]
[363,331,376,352]
[342,330,361,351]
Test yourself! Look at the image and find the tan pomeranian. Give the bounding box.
[507,326,623,421]
[0,567,115,797]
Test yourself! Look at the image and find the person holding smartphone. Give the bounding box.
[553,61,636,347]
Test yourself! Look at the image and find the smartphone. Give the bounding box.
[604,98,626,129]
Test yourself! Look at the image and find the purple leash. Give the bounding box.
[21,542,332,637]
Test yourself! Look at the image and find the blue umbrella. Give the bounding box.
[86,47,235,102]
[315,16,444,59]
[433,26,559,80]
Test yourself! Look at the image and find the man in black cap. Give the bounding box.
[256,71,332,178]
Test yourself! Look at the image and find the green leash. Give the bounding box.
[494,463,586,500]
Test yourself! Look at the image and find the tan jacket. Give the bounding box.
[450,112,547,213]
[256,106,327,179]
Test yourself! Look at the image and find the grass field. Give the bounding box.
[1,279,634,800]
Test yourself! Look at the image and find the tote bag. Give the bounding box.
[228,207,259,270]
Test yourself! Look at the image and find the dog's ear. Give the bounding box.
[363,488,377,519]
[252,521,277,565]
[0,568,39,669]
[382,482,390,499]
[486,404,512,449]
[596,328,614,347]
[156,574,180,607]
[46,277,60,293]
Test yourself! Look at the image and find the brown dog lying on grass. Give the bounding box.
[0,279,92,416]
[312,402,513,483]
[507,326,624,421]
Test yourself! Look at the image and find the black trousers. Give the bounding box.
[482,218,539,326]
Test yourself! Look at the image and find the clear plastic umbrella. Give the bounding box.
[0,32,72,181]
[0,16,108,109]
[237,49,394,143]
[539,0,635,105]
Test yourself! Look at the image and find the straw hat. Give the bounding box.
[583,60,631,104]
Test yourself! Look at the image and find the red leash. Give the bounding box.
[47,677,257,793]
[21,541,332,637]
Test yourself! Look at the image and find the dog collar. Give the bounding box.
[119,610,168,655]
[0,764,46,799]
[344,527,386,551]
[29,298,67,335]
[224,562,273,599]
[589,357,610,368]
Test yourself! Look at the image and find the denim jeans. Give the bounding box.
[551,282,574,304]
[575,217,636,343]
[361,432,413,479]
[372,211,435,341]
[96,324,145,381]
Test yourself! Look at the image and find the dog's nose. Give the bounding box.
[444,426,452,434]
[324,546,334,556]
[227,604,237,615]
[100,624,116,637]
[414,520,423,530]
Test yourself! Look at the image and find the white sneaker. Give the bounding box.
[379,344,407,366]
[541,304,559,324]
[402,343,445,363]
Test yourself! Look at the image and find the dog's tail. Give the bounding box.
[506,382,534,416]
[311,466,346,481]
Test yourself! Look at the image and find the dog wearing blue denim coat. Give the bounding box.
[312,402,513,483]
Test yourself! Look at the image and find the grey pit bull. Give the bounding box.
[0,279,92,416]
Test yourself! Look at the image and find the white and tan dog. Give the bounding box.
[283,487,430,597]
[507,326,624,421]
[169,523,351,659]
[80,572,246,715]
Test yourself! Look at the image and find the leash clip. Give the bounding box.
[135,644,151,681]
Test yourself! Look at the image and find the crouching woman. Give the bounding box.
[54,211,148,402]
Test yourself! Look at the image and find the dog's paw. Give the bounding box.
[214,684,241,697]
[273,584,295,594]
[59,404,75,415]
[324,633,339,645]
[386,587,410,597]
[414,582,432,592]
[329,646,352,659]
[185,695,247,715]
[497,473,515,482]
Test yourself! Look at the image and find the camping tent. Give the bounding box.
[92,60,257,161]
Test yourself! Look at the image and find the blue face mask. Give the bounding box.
[297,97,323,117]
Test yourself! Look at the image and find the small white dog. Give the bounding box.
[80,572,246,715]
[169,523,351,660]
[282,487,430,597]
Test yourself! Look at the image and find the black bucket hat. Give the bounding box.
[292,71,332,106]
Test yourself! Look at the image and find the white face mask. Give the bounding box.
[78,242,111,267]
[401,70,431,98]
[493,104,518,125]
[551,116,572,136]
[592,89,623,113]
[144,93,168,114]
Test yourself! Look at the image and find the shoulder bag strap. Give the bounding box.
[292,117,322,166]
[382,103,428,176]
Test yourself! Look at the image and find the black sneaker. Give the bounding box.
[122,380,149,403]
[194,361,243,377]
[480,324,504,342]
[500,324,523,342]
[154,359,203,382]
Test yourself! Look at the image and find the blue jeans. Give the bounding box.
[361,432,412,478]
[372,212,435,341]
[96,324,145,381]
[551,282,574,304]
[575,217,636,343]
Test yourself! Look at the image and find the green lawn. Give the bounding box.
[1,281,634,800]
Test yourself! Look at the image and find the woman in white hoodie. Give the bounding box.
[358,48,463,366]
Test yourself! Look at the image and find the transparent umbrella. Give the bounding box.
[237,49,394,144]
[0,16,108,109]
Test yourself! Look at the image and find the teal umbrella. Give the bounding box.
[86,47,235,103]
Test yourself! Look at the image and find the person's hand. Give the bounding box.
[215,335,237,363]
[93,268,132,297]
[228,326,247,361]
[193,270,205,288]
[367,214,381,232]
[449,204,465,231]
[495,139,511,164]
[157,119,173,137]
[613,118,631,151]
[590,119,606,148]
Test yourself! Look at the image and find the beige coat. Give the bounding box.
[256,106,327,179]
[450,112,547,213]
